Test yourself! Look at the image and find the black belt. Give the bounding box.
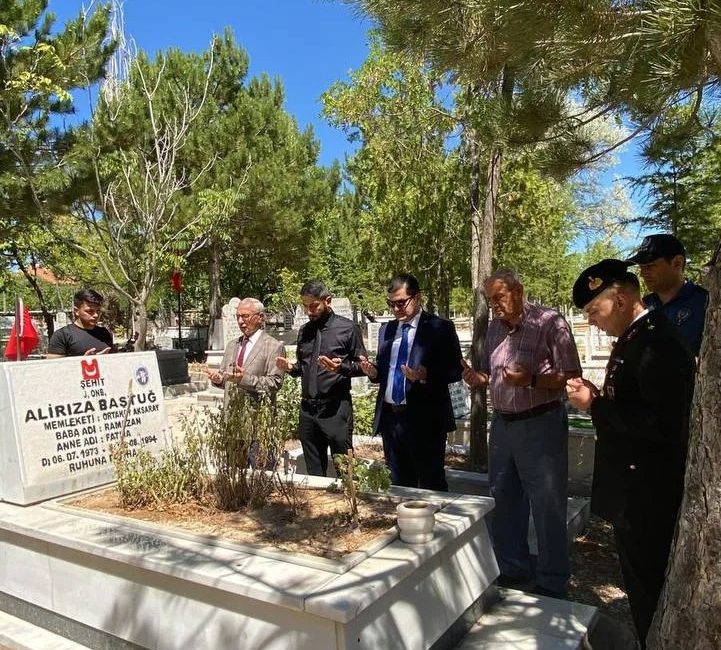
[496,401,560,422]
[384,403,407,414]
[302,396,346,406]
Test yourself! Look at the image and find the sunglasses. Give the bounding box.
[386,296,416,310]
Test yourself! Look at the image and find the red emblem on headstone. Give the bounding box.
[81,359,101,380]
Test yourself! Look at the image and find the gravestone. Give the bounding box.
[220,297,242,347]
[0,352,169,505]
[292,304,308,329]
[54,311,68,330]
[367,322,381,355]
[332,296,353,321]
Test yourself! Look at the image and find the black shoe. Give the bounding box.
[531,585,568,599]
[496,573,531,589]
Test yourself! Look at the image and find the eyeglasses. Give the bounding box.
[386,296,415,310]
[236,312,259,320]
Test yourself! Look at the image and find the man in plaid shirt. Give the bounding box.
[463,269,581,598]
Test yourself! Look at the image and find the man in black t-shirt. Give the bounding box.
[47,289,113,357]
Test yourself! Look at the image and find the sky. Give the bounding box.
[51,0,648,243]
[53,0,373,166]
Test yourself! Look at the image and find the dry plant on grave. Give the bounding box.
[333,450,391,529]
[111,381,208,509]
[202,388,285,511]
[112,379,306,515]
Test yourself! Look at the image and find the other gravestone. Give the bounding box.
[220,297,242,347]
[292,304,308,329]
[0,352,169,505]
[54,311,68,330]
[332,296,353,321]
[367,322,381,356]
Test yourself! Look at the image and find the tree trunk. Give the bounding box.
[647,251,721,650]
[468,145,502,472]
[133,300,149,351]
[466,69,513,473]
[207,243,222,349]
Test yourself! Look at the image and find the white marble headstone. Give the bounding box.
[0,352,169,505]
[220,297,242,347]
[332,296,353,321]
[367,322,381,355]
[292,304,309,329]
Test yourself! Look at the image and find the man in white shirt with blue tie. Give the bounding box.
[360,274,462,490]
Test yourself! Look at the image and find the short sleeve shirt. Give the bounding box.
[644,281,708,356]
[47,324,113,356]
[481,303,581,413]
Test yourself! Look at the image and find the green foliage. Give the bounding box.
[333,450,391,527]
[0,1,112,300]
[352,389,377,437]
[112,430,207,509]
[632,105,721,271]
[323,38,468,314]
[494,159,578,307]
[273,376,301,442]
[202,389,282,511]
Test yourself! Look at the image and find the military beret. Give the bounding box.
[572,258,635,309]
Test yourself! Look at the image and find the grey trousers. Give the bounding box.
[488,403,569,593]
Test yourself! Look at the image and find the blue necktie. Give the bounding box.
[392,323,411,404]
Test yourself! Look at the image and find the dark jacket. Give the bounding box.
[371,311,462,435]
[589,309,695,527]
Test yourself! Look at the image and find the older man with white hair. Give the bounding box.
[207,297,285,402]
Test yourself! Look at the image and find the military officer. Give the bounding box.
[565,258,695,649]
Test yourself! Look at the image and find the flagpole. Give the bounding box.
[15,297,22,362]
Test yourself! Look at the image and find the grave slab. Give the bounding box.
[0,476,499,650]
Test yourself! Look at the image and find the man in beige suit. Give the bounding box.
[207,298,285,403]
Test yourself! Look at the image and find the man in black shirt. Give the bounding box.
[47,289,113,358]
[275,281,366,476]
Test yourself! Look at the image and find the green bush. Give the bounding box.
[111,429,207,509]
[353,388,377,436]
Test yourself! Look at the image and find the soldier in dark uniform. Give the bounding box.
[565,259,695,649]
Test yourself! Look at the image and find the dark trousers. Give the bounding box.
[379,407,448,491]
[298,398,353,476]
[488,403,569,594]
[613,499,679,648]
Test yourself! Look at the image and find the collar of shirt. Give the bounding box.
[631,308,649,326]
[647,280,700,309]
[239,328,262,361]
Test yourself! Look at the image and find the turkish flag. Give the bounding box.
[4,301,40,361]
